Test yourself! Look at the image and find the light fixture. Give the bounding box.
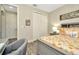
[52,27,58,32]
[52,26,59,34]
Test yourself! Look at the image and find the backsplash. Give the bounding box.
[60,27,79,38]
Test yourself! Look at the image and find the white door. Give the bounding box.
[6,12,17,38]
[33,13,48,40]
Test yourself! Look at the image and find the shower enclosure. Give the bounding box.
[0,4,17,43]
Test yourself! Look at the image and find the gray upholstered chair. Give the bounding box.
[2,39,27,55]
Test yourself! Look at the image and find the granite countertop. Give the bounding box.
[38,35,79,55]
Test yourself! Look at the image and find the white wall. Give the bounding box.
[17,5,48,41]
[48,4,79,33]
[17,5,33,40]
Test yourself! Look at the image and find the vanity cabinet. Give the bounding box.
[36,40,65,55]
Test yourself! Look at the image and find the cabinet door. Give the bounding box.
[37,41,64,55]
[33,13,48,40]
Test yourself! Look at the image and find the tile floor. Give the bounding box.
[27,41,38,55]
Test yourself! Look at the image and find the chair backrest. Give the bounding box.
[9,39,26,50]
[3,39,27,55]
[15,39,27,55]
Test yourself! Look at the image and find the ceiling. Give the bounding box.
[28,4,64,12]
[2,4,64,13]
[3,4,17,13]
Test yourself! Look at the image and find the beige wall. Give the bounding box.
[17,5,48,41]
[48,4,79,33]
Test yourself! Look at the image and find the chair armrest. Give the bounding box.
[7,50,20,55]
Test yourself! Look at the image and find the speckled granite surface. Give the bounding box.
[40,35,79,54]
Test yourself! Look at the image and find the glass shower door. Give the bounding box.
[0,5,6,43]
[0,5,2,39]
[0,4,17,43]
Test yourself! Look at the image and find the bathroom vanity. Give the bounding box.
[36,40,67,55]
[34,35,79,55]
